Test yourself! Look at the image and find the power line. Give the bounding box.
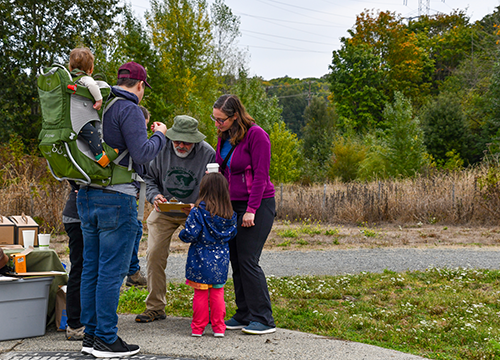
[244,33,320,51]
[242,29,335,46]
[239,43,331,54]
[263,0,352,19]
[238,12,347,28]
[253,0,337,25]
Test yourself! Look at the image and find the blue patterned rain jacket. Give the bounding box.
[179,202,237,285]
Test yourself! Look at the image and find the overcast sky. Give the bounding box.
[127,0,500,80]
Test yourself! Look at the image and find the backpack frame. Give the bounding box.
[37,64,135,186]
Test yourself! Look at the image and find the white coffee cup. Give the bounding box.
[22,230,35,248]
[206,163,220,173]
[38,234,51,251]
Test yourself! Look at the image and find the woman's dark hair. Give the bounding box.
[213,94,255,145]
[196,173,233,219]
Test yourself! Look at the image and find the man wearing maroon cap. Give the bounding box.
[77,61,167,358]
[117,61,152,89]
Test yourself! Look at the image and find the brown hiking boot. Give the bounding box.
[126,270,147,287]
[66,325,85,341]
[135,309,166,323]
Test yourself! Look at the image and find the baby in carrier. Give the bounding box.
[68,47,114,167]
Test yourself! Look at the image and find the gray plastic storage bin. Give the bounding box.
[0,276,53,341]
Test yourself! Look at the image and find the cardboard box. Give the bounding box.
[9,214,39,246]
[0,215,15,245]
[0,276,53,341]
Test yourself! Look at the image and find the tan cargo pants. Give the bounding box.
[145,210,187,311]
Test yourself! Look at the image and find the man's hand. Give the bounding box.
[153,193,167,212]
[241,212,255,227]
[151,121,167,135]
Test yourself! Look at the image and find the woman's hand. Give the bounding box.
[153,194,167,212]
[241,212,255,227]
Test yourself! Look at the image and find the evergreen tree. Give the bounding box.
[420,92,467,166]
[302,96,336,164]
[383,92,428,177]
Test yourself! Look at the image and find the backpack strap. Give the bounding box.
[102,96,132,168]
[102,96,126,117]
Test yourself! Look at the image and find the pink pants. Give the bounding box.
[191,287,226,335]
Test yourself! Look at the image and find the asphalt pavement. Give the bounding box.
[3,247,499,360]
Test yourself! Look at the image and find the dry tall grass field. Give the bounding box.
[276,168,490,225]
[1,153,499,232]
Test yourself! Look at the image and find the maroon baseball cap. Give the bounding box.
[117,61,152,89]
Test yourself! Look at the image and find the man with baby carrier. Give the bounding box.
[77,62,167,357]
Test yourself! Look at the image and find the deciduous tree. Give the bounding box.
[148,0,221,145]
[269,121,301,184]
[0,0,121,144]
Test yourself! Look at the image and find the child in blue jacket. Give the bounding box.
[179,172,237,337]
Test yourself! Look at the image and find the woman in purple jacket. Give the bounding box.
[212,94,276,335]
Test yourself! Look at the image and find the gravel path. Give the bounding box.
[139,247,500,281]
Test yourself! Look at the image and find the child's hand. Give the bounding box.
[93,99,102,110]
[151,121,167,135]
[181,204,194,216]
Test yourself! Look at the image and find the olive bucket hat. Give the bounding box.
[166,115,206,143]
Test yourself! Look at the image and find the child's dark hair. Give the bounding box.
[196,173,233,219]
[139,105,150,121]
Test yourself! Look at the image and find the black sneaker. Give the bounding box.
[81,333,94,355]
[92,335,140,358]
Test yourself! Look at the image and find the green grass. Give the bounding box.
[325,228,340,236]
[119,268,500,360]
[277,229,298,238]
[358,222,379,238]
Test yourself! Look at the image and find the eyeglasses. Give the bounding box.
[210,114,230,124]
[173,141,193,146]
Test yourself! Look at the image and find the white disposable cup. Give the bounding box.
[22,230,35,248]
[38,234,51,250]
[206,163,219,173]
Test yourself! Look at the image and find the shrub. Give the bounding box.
[328,136,367,182]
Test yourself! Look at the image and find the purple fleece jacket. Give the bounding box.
[216,125,275,214]
[103,86,166,176]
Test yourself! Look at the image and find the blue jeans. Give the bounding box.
[77,187,139,344]
[128,220,143,276]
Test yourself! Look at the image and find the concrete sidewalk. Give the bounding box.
[0,314,426,360]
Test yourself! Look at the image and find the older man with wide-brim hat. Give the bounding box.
[136,115,216,323]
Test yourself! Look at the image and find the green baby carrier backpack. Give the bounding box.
[37,64,134,186]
